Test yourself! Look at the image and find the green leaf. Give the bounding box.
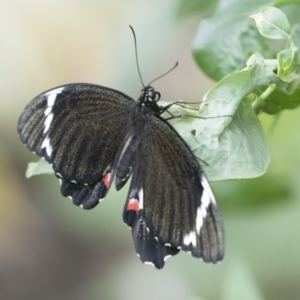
[277,47,300,82]
[171,55,281,181]
[250,7,292,41]
[192,0,274,81]
[216,174,291,212]
[26,159,54,178]
[280,4,300,49]
[259,87,300,114]
[221,258,264,300]
[176,0,218,19]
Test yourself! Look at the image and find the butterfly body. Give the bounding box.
[18,83,225,269]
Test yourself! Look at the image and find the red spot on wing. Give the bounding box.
[127,198,139,212]
[103,172,111,188]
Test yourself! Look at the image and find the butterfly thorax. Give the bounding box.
[137,86,161,115]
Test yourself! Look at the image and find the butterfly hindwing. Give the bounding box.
[121,147,180,269]
[59,167,113,209]
[140,114,224,263]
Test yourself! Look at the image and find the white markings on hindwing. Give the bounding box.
[184,175,217,246]
[164,255,172,262]
[195,175,216,234]
[196,207,204,235]
[201,175,216,205]
[183,231,197,247]
[138,188,144,210]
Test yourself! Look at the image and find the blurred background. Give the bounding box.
[1,1,300,299]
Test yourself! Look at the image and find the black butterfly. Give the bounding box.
[17,30,224,270]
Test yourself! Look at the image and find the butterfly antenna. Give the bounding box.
[129,25,145,88]
[147,61,179,86]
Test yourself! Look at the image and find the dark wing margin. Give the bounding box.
[120,139,180,269]
[140,115,225,263]
[18,83,135,208]
[59,166,113,210]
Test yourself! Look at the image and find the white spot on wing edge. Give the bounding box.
[195,176,216,234]
[47,94,57,107]
[44,107,52,116]
[139,188,144,210]
[144,261,155,267]
[43,113,53,134]
[41,135,53,157]
[196,207,203,234]
[201,204,207,218]
[43,87,65,132]
[164,255,172,262]
[201,175,216,205]
[183,231,197,247]
[45,87,65,106]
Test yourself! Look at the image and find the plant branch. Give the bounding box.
[252,83,277,110]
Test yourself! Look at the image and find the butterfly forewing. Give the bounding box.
[18,83,135,184]
[140,114,225,263]
[18,84,135,209]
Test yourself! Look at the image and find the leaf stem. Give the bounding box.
[252,84,277,110]
[289,38,295,48]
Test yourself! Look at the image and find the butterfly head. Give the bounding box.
[138,86,161,107]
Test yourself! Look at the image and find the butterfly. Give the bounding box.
[17,28,224,269]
